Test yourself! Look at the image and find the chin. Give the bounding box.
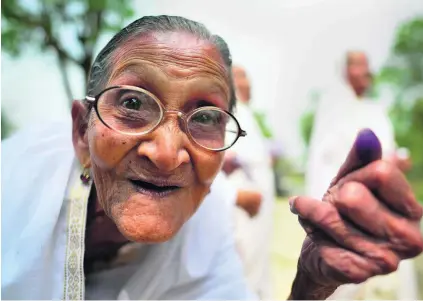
[117,216,183,243]
[110,202,188,243]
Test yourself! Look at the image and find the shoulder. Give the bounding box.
[2,121,74,188]
[2,121,73,164]
[2,122,75,247]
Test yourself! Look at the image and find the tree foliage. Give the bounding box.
[1,110,15,140]
[299,90,321,150]
[377,16,423,201]
[253,111,274,139]
[1,0,135,101]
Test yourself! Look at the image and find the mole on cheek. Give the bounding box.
[122,141,126,145]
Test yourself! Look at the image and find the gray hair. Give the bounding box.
[87,15,236,110]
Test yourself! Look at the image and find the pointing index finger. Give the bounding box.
[330,128,382,188]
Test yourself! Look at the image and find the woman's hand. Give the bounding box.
[386,153,412,172]
[288,129,423,300]
[236,190,262,217]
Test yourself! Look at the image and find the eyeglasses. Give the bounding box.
[84,85,247,151]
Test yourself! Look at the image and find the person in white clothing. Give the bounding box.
[222,66,275,299]
[2,17,422,301]
[306,50,413,299]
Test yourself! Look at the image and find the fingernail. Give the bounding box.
[289,196,299,215]
[355,128,382,163]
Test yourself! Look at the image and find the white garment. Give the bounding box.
[226,102,275,298]
[305,83,398,299]
[1,121,255,300]
[306,84,396,199]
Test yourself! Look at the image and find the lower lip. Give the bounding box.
[130,181,181,198]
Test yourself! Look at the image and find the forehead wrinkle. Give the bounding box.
[109,49,230,99]
[110,41,229,78]
[111,63,230,106]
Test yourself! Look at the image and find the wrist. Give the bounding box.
[288,268,338,300]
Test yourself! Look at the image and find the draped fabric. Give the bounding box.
[226,101,276,298]
[1,121,254,300]
[305,83,404,300]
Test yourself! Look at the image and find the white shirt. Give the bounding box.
[1,121,254,300]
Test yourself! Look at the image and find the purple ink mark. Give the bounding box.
[355,128,382,163]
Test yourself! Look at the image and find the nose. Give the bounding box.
[136,121,190,172]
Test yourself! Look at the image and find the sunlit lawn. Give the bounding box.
[270,198,305,299]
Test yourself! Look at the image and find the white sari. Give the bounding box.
[226,101,275,299]
[1,121,254,300]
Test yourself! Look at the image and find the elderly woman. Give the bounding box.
[2,16,423,300]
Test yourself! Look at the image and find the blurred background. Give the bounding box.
[2,0,423,299]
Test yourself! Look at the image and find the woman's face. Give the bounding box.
[74,31,231,243]
[346,52,371,96]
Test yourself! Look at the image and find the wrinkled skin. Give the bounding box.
[72,31,231,243]
[289,129,423,299]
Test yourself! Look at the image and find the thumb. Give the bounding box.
[329,128,382,188]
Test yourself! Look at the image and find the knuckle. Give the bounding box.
[338,182,367,209]
[409,201,423,220]
[320,205,339,224]
[367,250,399,274]
[372,160,394,186]
[323,188,336,205]
[349,272,370,284]
[391,226,423,258]
[385,257,400,273]
[415,204,423,220]
[409,233,423,257]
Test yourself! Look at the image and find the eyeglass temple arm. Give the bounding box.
[227,129,247,137]
[84,96,96,104]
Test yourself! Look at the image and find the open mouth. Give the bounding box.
[130,179,181,197]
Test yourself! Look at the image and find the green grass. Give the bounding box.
[409,177,423,204]
[270,198,305,299]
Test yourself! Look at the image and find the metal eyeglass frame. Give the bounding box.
[84,85,247,152]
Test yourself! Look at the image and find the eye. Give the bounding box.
[121,97,143,111]
[191,110,221,125]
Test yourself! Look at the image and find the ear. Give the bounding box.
[71,100,91,168]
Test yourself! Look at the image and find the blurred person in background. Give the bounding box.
[2,15,423,301]
[222,65,275,298]
[253,106,286,196]
[306,50,413,299]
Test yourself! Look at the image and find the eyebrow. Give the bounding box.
[110,62,230,104]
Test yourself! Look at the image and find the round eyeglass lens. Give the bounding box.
[97,87,163,135]
[187,108,239,150]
